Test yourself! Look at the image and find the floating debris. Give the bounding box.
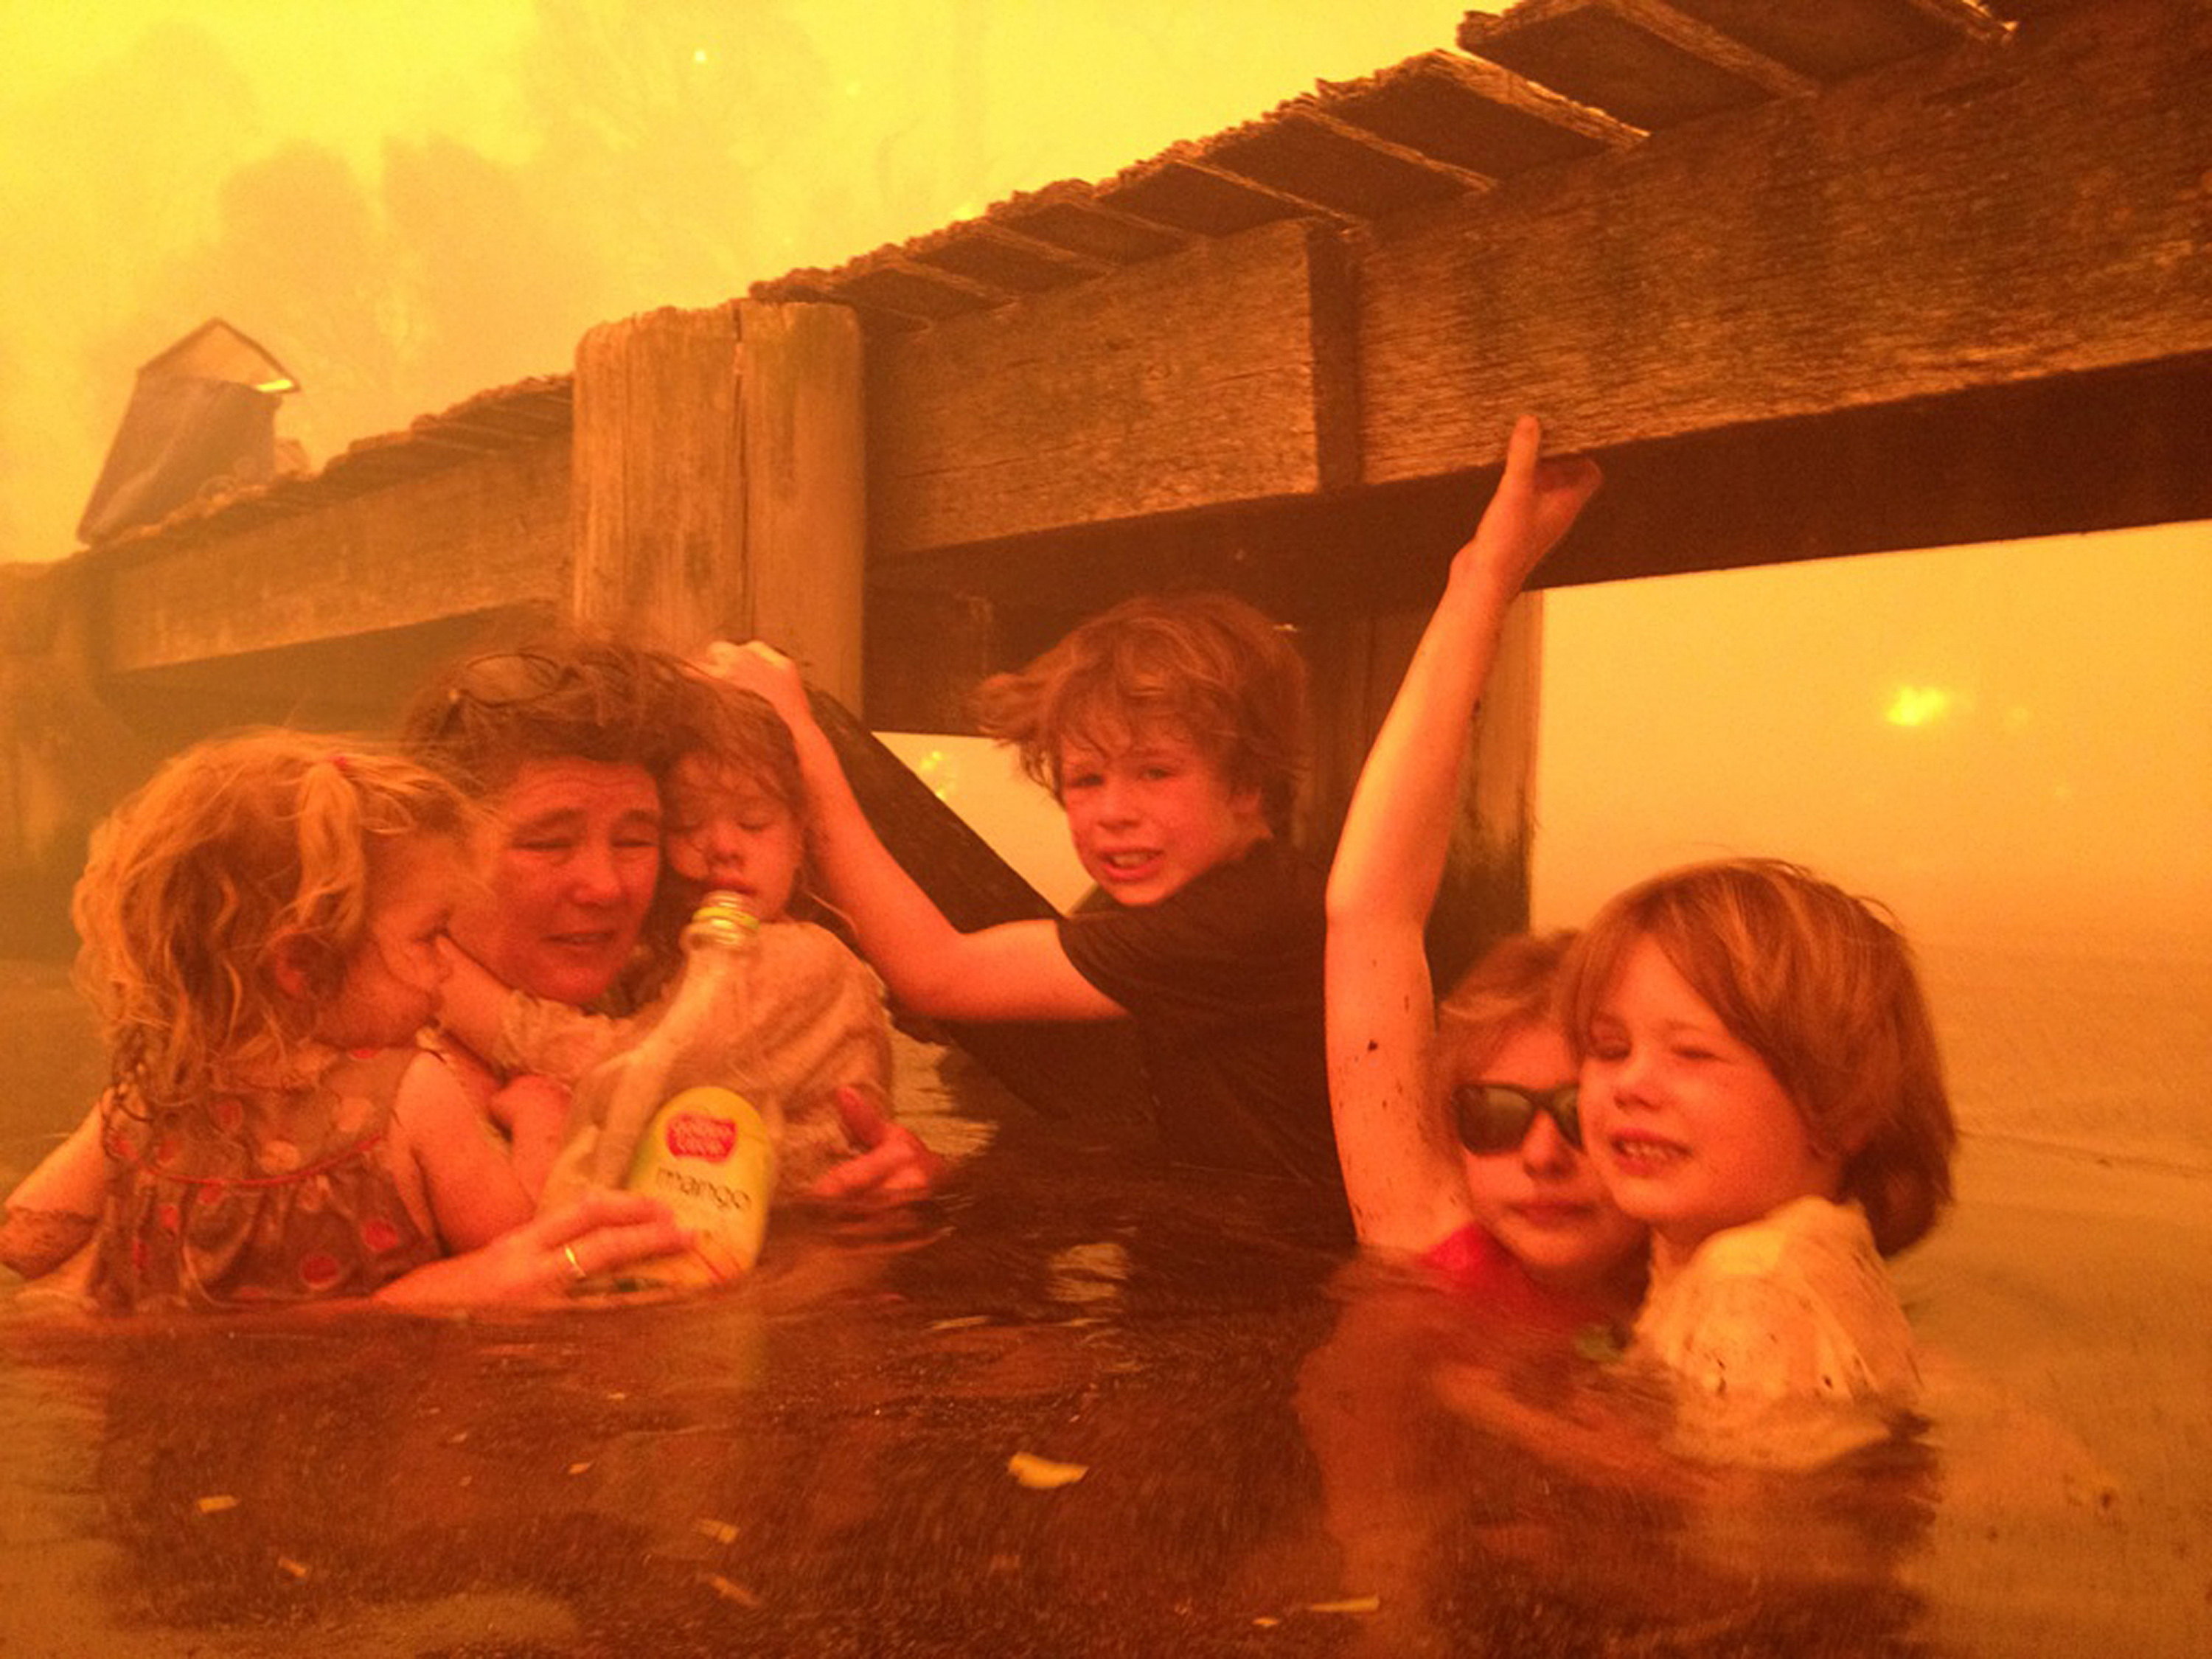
[705,1573,762,1607]
[696,1518,740,1545]
[193,1495,239,1515]
[1006,1452,1088,1489]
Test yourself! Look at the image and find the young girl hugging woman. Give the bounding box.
[1560,858,1956,1446]
[0,731,685,1310]
[435,675,929,1211]
[1327,414,1643,1321]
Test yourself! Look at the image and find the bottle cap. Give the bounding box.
[690,890,761,943]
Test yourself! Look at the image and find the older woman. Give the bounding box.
[400,630,932,1205]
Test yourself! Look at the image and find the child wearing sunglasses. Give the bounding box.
[1326,417,1643,1318]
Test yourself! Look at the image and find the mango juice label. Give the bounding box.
[622,1085,776,1282]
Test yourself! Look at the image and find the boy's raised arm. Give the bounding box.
[1325,416,1601,1252]
[700,643,1124,1023]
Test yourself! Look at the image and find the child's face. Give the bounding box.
[661,751,804,922]
[1579,935,1843,1272]
[1057,721,1266,907]
[317,835,463,1051]
[1453,1020,1647,1292]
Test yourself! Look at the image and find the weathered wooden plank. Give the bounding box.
[1666,0,2006,80]
[737,300,868,711]
[94,436,569,675]
[573,299,868,687]
[908,223,1110,294]
[1099,156,1336,234]
[1363,0,2212,487]
[1458,0,1792,128]
[862,346,2209,641]
[1318,51,1643,174]
[871,218,1355,559]
[990,187,1189,264]
[570,305,745,652]
[1203,111,1477,216]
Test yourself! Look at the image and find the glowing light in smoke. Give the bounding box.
[1885,685,1952,728]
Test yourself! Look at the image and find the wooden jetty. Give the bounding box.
[1,0,2203,1096]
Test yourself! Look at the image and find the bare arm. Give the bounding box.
[702,643,1125,1023]
[391,1051,537,1252]
[1325,416,1601,1253]
[0,1103,108,1277]
[487,1074,569,1203]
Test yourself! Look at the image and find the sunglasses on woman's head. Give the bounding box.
[442,650,584,714]
[1450,1080,1582,1155]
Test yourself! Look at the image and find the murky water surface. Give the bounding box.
[1,962,2205,1658]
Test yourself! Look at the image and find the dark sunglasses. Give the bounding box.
[427,647,693,737]
[1450,1081,1582,1155]
[440,650,585,714]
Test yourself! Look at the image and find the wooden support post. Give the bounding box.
[1301,593,1542,993]
[571,300,865,701]
[737,299,867,711]
[1431,593,1543,989]
[571,303,745,652]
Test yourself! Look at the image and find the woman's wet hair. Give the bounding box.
[969,591,1310,832]
[1559,858,1956,1255]
[398,629,715,800]
[72,729,473,1119]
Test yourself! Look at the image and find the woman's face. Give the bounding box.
[661,751,804,922]
[1579,934,1843,1273]
[447,757,661,1006]
[1454,1020,1647,1291]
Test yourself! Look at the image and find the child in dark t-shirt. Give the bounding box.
[708,593,1342,1208]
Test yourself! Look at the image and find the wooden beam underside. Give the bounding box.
[864,352,2212,636]
[91,437,571,677]
[869,0,2209,569]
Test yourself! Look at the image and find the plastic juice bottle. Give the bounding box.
[572,891,780,1287]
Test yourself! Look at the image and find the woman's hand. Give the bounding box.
[803,1086,943,1201]
[375,1189,689,1307]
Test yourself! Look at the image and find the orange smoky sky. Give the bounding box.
[0,0,1456,564]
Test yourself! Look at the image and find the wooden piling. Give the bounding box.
[571,299,866,703]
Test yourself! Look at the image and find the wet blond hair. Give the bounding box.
[1433,929,1576,1090]
[1559,859,1955,1256]
[970,591,1309,832]
[72,729,474,1122]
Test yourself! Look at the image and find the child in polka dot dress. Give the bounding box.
[0,731,676,1310]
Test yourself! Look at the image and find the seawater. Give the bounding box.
[1,959,2205,1658]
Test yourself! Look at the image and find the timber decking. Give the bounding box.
[72,0,2050,557]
